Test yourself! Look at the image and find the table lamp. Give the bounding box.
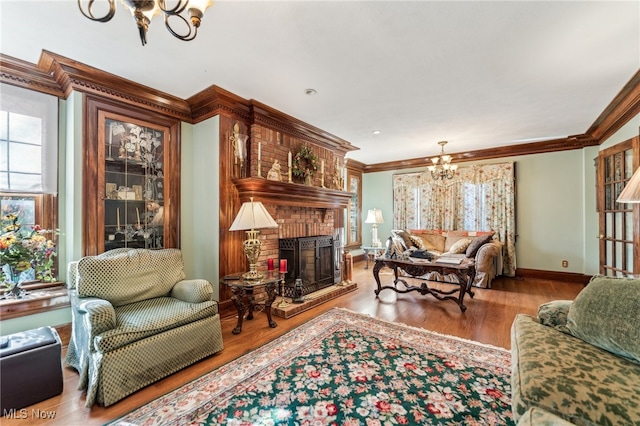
[229,197,278,280]
[617,167,640,203]
[365,208,384,247]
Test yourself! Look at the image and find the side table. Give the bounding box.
[361,246,385,269]
[222,272,281,334]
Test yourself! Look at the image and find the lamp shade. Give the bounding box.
[229,198,278,231]
[617,168,640,203]
[365,209,384,224]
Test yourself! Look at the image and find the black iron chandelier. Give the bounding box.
[78,0,213,46]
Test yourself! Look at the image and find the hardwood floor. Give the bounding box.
[2,261,584,425]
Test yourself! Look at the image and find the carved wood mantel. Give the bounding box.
[232,178,352,209]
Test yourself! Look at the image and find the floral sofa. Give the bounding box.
[65,248,224,407]
[511,276,640,425]
[386,229,503,288]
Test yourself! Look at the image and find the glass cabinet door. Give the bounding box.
[345,168,362,248]
[101,117,167,252]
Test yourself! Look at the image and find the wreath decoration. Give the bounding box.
[292,145,319,180]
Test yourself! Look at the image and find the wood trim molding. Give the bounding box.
[0,53,64,97]
[39,51,192,121]
[232,177,352,209]
[187,85,252,123]
[0,285,69,320]
[363,135,599,173]
[515,268,591,285]
[249,101,358,156]
[587,69,640,142]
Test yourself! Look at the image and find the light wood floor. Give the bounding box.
[3,261,584,425]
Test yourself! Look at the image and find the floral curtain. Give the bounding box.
[393,162,516,276]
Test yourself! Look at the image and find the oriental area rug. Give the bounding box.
[109,308,514,426]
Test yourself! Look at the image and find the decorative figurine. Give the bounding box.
[267,159,283,181]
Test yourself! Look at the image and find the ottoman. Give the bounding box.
[0,326,63,412]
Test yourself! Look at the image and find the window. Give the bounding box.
[0,83,58,193]
[1,83,59,279]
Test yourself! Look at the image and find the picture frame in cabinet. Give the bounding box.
[105,183,117,200]
[133,185,143,201]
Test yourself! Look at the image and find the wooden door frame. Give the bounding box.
[597,135,640,275]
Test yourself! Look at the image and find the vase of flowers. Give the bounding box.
[0,214,57,298]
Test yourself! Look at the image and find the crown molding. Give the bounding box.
[249,100,358,156]
[586,69,640,142]
[38,51,192,121]
[363,134,599,173]
[0,53,64,97]
[186,85,252,123]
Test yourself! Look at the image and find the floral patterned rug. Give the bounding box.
[109,308,514,425]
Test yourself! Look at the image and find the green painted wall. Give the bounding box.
[362,147,600,275]
[180,116,221,299]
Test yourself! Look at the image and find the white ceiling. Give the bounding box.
[1,1,638,164]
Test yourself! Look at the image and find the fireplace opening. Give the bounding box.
[278,235,336,297]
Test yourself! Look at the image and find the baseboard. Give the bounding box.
[515,268,591,284]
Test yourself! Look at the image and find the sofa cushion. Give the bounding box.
[448,237,473,254]
[465,233,494,257]
[77,249,186,306]
[566,276,640,363]
[511,314,640,425]
[95,297,219,352]
[409,233,446,253]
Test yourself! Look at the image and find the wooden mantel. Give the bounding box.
[232,178,352,209]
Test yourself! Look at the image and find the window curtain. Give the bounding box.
[0,83,58,194]
[393,162,516,276]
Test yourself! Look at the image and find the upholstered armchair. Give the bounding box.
[64,248,224,407]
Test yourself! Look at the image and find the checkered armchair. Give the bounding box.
[64,248,224,407]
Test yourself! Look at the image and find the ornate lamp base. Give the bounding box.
[243,230,263,281]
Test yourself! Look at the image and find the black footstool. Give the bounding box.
[1,326,63,413]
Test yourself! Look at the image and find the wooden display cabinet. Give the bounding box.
[83,96,181,255]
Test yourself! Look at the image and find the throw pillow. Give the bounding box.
[409,234,446,253]
[465,233,494,257]
[448,238,473,254]
[566,276,640,363]
[391,230,415,250]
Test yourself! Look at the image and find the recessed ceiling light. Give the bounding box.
[372,130,381,135]
[304,88,317,96]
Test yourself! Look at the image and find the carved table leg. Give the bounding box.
[230,286,246,334]
[246,288,255,321]
[264,281,278,328]
[373,260,384,296]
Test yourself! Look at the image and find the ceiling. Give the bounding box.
[0,1,638,165]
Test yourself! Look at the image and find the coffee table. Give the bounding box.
[372,256,476,312]
[222,272,281,334]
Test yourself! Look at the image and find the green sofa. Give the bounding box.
[65,248,224,407]
[511,276,640,425]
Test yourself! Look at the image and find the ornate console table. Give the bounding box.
[373,257,476,312]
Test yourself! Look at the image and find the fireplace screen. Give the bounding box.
[279,235,336,297]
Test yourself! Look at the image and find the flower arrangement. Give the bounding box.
[0,214,57,286]
[292,145,319,182]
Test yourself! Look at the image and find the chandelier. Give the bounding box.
[78,0,214,46]
[427,141,458,180]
